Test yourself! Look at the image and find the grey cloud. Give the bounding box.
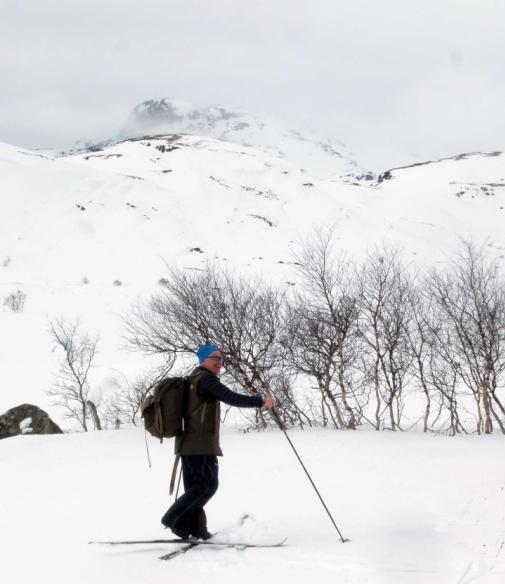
[1,0,504,169]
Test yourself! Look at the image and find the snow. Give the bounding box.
[2,136,504,302]
[19,417,32,433]
[1,112,505,583]
[0,427,504,583]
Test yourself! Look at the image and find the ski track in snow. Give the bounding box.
[1,428,504,584]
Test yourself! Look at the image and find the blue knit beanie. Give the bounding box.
[196,343,220,363]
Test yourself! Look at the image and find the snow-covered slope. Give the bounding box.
[118,98,370,181]
[367,149,505,257]
[68,137,505,269]
[1,136,505,422]
[1,426,504,583]
[1,136,359,287]
[378,150,505,209]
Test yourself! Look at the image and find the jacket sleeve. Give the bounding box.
[197,373,263,408]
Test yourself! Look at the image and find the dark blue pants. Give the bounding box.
[161,455,219,534]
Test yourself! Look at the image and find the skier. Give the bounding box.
[161,343,277,540]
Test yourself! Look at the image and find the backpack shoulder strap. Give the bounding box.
[185,369,208,418]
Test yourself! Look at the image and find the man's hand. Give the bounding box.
[262,396,277,409]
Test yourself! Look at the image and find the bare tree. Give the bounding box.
[407,286,467,435]
[357,246,415,431]
[124,263,291,428]
[406,286,432,432]
[86,399,102,430]
[284,228,362,429]
[47,318,99,431]
[426,241,505,434]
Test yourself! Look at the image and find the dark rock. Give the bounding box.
[0,404,63,439]
[377,170,393,183]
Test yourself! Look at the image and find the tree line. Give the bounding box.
[49,231,505,435]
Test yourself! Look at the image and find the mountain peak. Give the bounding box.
[119,97,369,180]
[130,97,204,123]
[122,98,252,138]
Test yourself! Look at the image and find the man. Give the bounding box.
[161,343,277,540]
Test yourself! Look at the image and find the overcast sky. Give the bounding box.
[1,0,504,169]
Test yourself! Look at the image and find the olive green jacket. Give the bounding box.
[174,368,223,456]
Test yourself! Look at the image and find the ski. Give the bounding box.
[89,536,287,547]
[89,514,286,561]
[158,537,287,560]
[158,514,286,561]
[90,537,202,545]
[89,514,252,547]
[159,542,196,561]
[158,513,251,561]
[175,537,287,547]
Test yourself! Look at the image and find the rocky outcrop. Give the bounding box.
[0,404,63,439]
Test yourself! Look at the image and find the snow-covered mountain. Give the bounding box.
[118,98,371,181]
[1,125,505,422]
[0,136,358,288]
[5,135,504,293]
[2,115,505,584]
[2,134,505,297]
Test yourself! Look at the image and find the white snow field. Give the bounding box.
[1,426,504,584]
[1,113,505,584]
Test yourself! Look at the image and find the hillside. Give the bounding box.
[2,134,505,425]
[376,150,505,254]
[4,136,505,288]
[1,136,360,287]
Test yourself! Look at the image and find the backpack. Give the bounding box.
[141,376,193,442]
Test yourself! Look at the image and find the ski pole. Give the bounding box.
[144,427,152,469]
[175,465,183,499]
[270,408,350,543]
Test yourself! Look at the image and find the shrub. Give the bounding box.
[4,290,27,312]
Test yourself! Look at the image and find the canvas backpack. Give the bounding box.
[141,375,197,442]
[141,372,205,495]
